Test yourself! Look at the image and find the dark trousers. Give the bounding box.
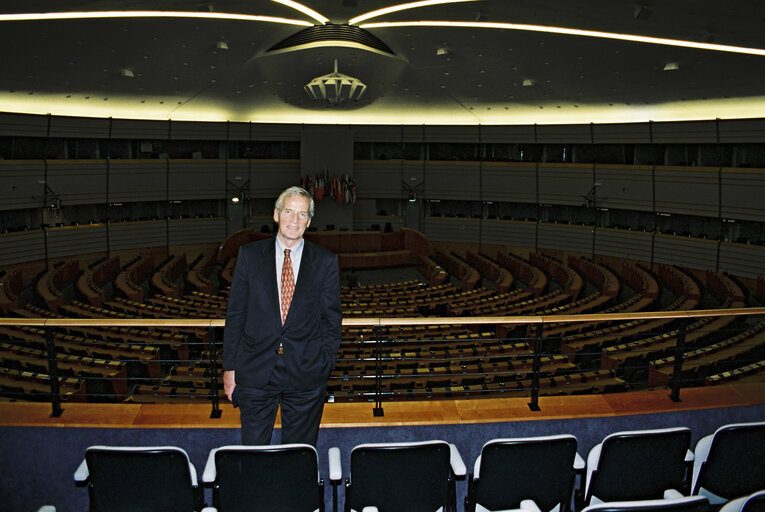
[233,355,327,446]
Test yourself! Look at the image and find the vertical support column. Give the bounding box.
[528,323,542,412]
[208,326,222,418]
[45,327,63,417]
[373,324,384,417]
[669,320,687,403]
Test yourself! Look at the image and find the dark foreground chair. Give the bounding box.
[690,422,765,506]
[583,427,692,507]
[73,445,205,512]
[334,440,466,512]
[465,434,582,512]
[202,443,324,512]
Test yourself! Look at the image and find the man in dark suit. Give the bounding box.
[223,186,342,446]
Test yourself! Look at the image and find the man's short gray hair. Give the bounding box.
[275,186,315,218]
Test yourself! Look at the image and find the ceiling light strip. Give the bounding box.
[359,20,765,57]
[0,11,313,27]
[270,0,329,24]
[349,0,479,25]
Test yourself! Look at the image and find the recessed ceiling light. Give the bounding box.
[663,62,680,71]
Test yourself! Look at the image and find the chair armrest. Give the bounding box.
[449,443,466,477]
[73,459,89,485]
[520,499,543,512]
[574,452,585,471]
[202,448,218,485]
[684,449,694,463]
[664,489,685,499]
[328,447,342,483]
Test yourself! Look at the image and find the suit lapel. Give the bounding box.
[261,240,281,324]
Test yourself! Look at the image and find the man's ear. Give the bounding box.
[306,217,311,228]
[273,208,279,223]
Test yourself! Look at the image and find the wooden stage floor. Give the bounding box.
[2,383,764,429]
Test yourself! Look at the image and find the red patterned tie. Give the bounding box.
[280,249,294,324]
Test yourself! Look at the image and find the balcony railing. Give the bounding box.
[2,306,764,419]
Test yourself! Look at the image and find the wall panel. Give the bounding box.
[46,224,107,259]
[654,166,719,217]
[423,217,481,244]
[718,243,765,279]
[594,228,653,262]
[538,164,592,206]
[536,124,592,144]
[355,161,407,199]
[47,160,108,205]
[0,230,46,266]
[480,125,537,143]
[651,120,718,143]
[721,168,765,222]
[718,118,765,143]
[591,122,651,144]
[109,221,167,250]
[481,162,537,204]
[168,218,226,245]
[48,116,110,138]
[653,234,719,270]
[247,160,300,198]
[595,164,653,211]
[110,118,170,139]
[480,219,537,248]
[170,121,228,140]
[538,223,593,254]
[425,162,480,201]
[108,161,167,203]
[168,160,226,201]
[0,113,49,137]
[0,161,45,211]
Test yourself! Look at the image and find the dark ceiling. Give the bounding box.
[1,0,765,125]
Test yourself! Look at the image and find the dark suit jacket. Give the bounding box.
[223,237,342,389]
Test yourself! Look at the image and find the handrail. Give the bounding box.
[2,306,764,328]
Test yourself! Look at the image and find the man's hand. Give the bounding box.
[223,370,236,401]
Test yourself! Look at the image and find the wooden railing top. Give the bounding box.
[1,307,764,329]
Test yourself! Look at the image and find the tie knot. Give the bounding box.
[284,249,291,257]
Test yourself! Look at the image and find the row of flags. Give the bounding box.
[301,172,357,204]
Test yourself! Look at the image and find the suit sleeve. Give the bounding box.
[223,248,250,371]
[320,253,343,366]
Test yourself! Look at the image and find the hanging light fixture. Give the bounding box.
[304,60,366,105]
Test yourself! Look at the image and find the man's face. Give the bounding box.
[274,194,311,246]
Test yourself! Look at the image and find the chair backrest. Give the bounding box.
[207,444,322,512]
[582,496,709,512]
[720,491,765,512]
[587,427,691,504]
[84,446,201,512]
[693,422,765,501]
[347,440,453,512]
[473,434,578,512]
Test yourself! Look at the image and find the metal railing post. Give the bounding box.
[208,326,222,418]
[669,319,687,403]
[528,323,542,411]
[45,326,63,417]
[373,324,384,417]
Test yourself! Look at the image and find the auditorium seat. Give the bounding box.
[689,421,765,506]
[582,427,692,508]
[465,434,582,512]
[331,440,465,512]
[202,444,324,512]
[74,445,206,512]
